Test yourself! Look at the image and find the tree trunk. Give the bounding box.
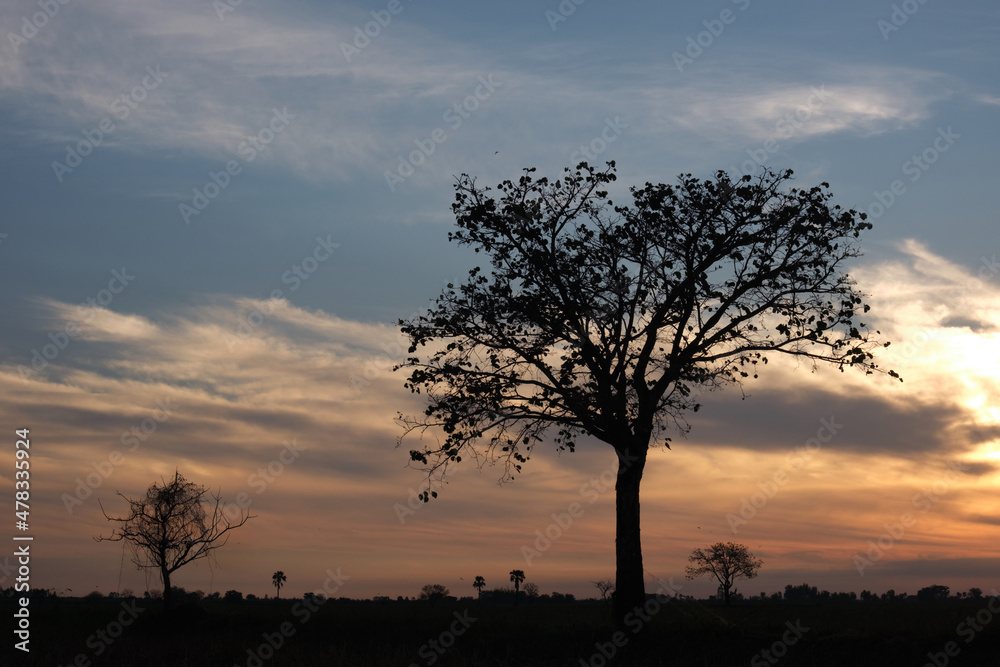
[723,583,731,606]
[613,443,648,625]
[162,566,172,611]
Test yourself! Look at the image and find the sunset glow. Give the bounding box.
[2,0,998,611]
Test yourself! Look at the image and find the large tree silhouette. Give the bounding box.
[396,162,897,623]
[96,471,253,611]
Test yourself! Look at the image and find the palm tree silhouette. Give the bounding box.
[272,571,286,599]
[509,569,525,606]
[473,576,486,601]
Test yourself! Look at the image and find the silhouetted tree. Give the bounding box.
[594,579,615,604]
[917,585,950,601]
[95,471,253,611]
[420,584,449,602]
[224,589,243,603]
[523,582,539,600]
[970,587,984,599]
[272,571,286,599]
[510,570,525,605]
[473,576,486,600]
[397,162,898,623]
[785,583,818,602]
[685,542,762,606]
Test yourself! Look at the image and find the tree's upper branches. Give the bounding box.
[397,162,899,491]
[96,471,253,574]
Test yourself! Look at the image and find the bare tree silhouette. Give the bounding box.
[397,162,898,623]
[96,471,252,611]
[272,571,286,599]
[593,579,615,604]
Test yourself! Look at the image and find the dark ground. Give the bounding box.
[4,597,999,666]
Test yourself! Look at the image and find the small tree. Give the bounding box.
[420,584,449,602]
[473,576,486,600]
[970,587,984,599]
[510,570,525,605]
[523,582,540,600]
[593,579,615,604]
[685,542,762,606]
[272,571,287,599]
[96,471,253,611]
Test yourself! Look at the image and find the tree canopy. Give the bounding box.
[397,161,897,622]
[685,541,763,606]
[96,471,253,610]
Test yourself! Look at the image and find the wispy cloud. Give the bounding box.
[3,240,999,596]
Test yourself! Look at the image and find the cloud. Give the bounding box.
[651,65,954,146]
[0,0,965,193]
[3,239,1000,597]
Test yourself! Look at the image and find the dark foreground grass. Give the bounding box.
[5,597,1000,666]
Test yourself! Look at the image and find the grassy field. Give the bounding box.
[5,597,1000,666]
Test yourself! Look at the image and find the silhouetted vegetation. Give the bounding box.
[94,470,253,610]
[397,162,899,624]
[272,571,286,599]
[7,585,999,666]
[686,542,763,606]
[510,569,525,606]
[419,584,450,603]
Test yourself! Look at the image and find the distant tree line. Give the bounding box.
[3,583,985,604]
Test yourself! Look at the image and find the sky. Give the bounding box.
[0,0,998,602]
